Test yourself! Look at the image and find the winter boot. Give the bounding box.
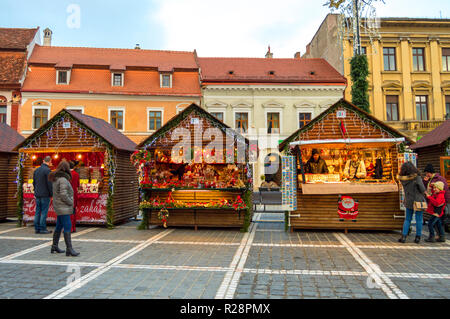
[50,231,65,254]
[437,234,446,242]
[398,235,407,243]
[63,232,80,257]
[425,236,436,243]
[414,236,421,244]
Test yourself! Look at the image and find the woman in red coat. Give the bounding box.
[69,161,80,233]
[425,181,446,242]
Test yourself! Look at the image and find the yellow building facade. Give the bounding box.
[304,15,450,140]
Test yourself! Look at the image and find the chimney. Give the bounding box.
[135,44,141,50]
[265,45,273,58]
[43,28,52,46]
[294,52,301,59]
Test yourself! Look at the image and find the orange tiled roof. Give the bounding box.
[0,28,39,50]
[0,52,27,87]
[198,57,346,84]
[23,45,202,96]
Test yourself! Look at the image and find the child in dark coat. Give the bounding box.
[425,181,446,242]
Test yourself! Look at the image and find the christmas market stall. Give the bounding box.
[13,109,138,227]
[0,123,24,221]
[135,103,253,231]
[279,99,412,232]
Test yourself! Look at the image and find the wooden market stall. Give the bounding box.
[279,99,413,232]
[13,109,139,227]
[0,123,24,221]
[135,103,253,231]
[410,119,450,183]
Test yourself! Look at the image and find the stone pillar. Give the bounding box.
[429,39,443,119]
[400,38,413,120]
[371,40,383,120]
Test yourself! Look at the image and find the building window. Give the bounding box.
[110,110,124,130]
[33,108,49,129]
[299,112,311,128]
[161,74,171,88]
[148,111,162,130]
[57,70,68,84]
[267,112,280,134]
[211,112,224,122]
[443,48,450,72]
[445,96,450,119]
[361,47,366,55]
[235,112,248,133]
[383,47,396,71]
[112,73,123,87]
[415,95,428,121]
[386,96,399,121]
[0,105,6,123]
[412,48,425,71]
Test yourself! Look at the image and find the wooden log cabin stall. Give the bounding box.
[135,103,253,231]
[279,99,413,232]
[13,109,138,227]
[0,123,24,222]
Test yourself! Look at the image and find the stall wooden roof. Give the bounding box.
[0,122,24,153]
[138,103,249,149]
[410,120,450,150]
[14,109,136,152]
[279,99,412,151]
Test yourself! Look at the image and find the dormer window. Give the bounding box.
[268,70,275,75]
[56,70,70,85]
[228,70,234,75]
[160,74,172,88]
[112,73,124,87]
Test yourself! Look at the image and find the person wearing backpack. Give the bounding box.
[397,162,427,244]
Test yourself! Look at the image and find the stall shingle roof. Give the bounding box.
[0,122,24,153]
[410,120,450,150]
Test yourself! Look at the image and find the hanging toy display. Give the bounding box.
[337,195,359,221]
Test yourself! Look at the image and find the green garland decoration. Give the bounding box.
[350,54,370,113]
[284,211,289,232]
[16,153,25,227]
[240,188,252,233]
[105,146,116,229]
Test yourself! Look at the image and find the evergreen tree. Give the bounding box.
[350,53,370,113]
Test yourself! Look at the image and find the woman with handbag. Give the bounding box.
[424,181,446,243]
[397,162,427,244]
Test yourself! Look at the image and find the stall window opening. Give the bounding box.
[0,105,6,123]
[412,48,425,71]
[33,109,49,129]
[299,112,311,128]
[149,111,162,130]
[235,112,248,133]
[211,112,224,122]
[383,47,396,71]
[267,112,280,134]
[415,95,429,121]
[386,96,399,121]
[110,110,124,130]
[442,48,450,72]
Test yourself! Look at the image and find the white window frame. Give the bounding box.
[108,106,125,131]
[264,108,283,135]
[233,108,252,134]
[56,70,71,85]
[32,103,51,130]
[296,108,315,129]
[147,107,164,132]
[66,106,85,114]
[208,107,226,123]
[160,73,172,88]
[111,72,124,87]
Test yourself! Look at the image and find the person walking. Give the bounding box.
[424,181,446,243]
[422,163,450,221]
[397,162,427,244]
[33,156,53,234]
[49,159,79,256]
[69,160,80,233]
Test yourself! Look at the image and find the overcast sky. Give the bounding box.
[1,0,449,58]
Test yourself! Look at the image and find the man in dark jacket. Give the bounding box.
[33,156,53,234]
[305,149,328,174]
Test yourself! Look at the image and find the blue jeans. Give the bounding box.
[55,215,72,233]
[402,208,423,237]
[34,197,51,232]
[428,215,444,237]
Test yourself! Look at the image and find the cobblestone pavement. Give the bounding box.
[0,213,449,299]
